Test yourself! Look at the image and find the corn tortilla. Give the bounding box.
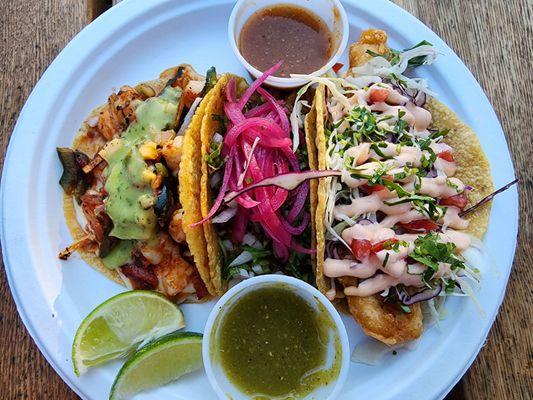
[426,98,494,238]
[304,94,319,277]
[179,88,218,296]
[199,74,232,295]
[64,99,143,287]
[313,29,494,344]
[313,85,331,297]
[63,193,123,285]
[63,69,217,296]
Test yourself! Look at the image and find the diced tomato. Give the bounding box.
[437,150,455,162]
[332,62,344,73]
[397,219,439,232]
[371,238,399,253]
[360,184,386,194]
[439,192,468,209]
[350,239,372,261]
[369,88,389,103]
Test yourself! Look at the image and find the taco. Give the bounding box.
[190,64,321,295]
[305,30,496,345]
[58,64,218,302]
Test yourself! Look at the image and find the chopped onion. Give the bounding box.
[246,100,285,118]
[221,240,233,251]
[213,133,223,143]
[243,233,263,249]
[212,206,238,223]
[413,90,427,107]
[235,268,251,279]
[228,251,253,268]
[252,264,264,275]
[224,117,291,149]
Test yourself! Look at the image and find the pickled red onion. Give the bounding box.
[196,62,336,260]
[237,61,283,109]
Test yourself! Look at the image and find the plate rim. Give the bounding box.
[0,0,519,399]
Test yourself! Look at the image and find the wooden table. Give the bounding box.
[0,1,531,399]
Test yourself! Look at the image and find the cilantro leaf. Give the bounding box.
[404,40,434,68]
[410,233,466,288]
[400,304,412,313]
[366,40,434,69]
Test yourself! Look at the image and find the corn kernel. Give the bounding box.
[138,194,155,209]
[139,141,158,160]
[141,169,156,183]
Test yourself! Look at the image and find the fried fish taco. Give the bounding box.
[301,30,507,345]
[191,63,326,295]
[58,65,219,301]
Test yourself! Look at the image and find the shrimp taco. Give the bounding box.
[302,30,502,345]
[58,65,219,301]
[189,63,325,295]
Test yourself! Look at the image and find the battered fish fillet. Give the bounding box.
[343,29,424,345]
[338,277,423,345]
[349,29,390,67]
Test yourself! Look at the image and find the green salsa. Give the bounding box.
[215,286,342,399]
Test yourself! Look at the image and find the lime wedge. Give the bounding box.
[72,290,185,376]
[109,332,203,400]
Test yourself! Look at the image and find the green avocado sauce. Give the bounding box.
[102,240,134,269]
[215,286,342,399]
[102,86,181,241]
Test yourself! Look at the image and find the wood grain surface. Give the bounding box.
[0,0,531,399]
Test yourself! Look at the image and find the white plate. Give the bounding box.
[0,0,518,399]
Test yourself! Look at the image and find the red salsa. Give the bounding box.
[239,5,333,78]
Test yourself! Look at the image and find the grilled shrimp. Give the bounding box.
[97,85,142,141]
[183,80,205,108]
[168,209,186,243]
[139,233,196,297]
[159,64,205,108]
[79,190,111,243]
[161,135,183,175]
